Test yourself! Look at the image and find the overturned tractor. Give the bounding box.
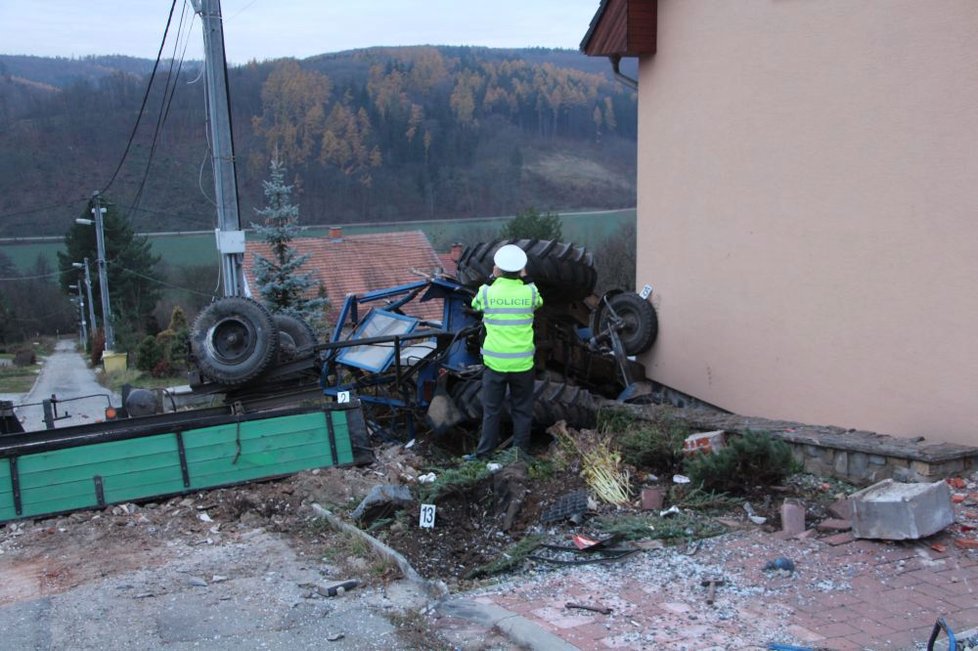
[187,239,658,438]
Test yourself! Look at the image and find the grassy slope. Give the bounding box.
[0,209,635,272]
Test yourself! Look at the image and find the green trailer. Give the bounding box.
[0,401,369,524]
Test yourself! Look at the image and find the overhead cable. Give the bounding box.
[100,0,180,195]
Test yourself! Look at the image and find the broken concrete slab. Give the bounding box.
[850,479,954,540]
[350,484,413,525]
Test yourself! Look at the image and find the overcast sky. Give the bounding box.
[0,0,601,64]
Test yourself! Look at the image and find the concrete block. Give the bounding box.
[833,450,848,476]
[848,452,869,478]
[780,499,806,537]
[850,479,954,540]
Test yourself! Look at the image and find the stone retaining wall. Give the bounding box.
[619,403,978,486]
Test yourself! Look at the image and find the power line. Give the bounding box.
[0,197,89,223]
[127,3,196,218]
[108,260,218,298]
[0,271,62,281]
[100,0,180,195]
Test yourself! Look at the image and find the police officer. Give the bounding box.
[467,244,543,459]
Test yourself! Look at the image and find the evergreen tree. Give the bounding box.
[499,207,563,241]
[251,157,329,324]
[57,196,162,349]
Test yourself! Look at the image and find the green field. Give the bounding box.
[0,209,635,273]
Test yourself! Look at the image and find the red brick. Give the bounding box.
[817,621,862,637]
[816,517,852,531]
[823,531,855,545]
[561,622,616,644]
[828,497,854,520]
[780,499,807,536]
[640,486,665,511]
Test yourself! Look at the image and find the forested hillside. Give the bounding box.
[0,47,636,237]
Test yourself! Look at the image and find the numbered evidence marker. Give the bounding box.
[419,504,436,529]
[337,391,350,403]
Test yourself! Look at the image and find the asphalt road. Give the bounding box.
[6,339,120,432]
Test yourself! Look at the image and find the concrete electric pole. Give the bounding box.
[72,258,98,349]
[191,0,246,297]
[75,192,115,351]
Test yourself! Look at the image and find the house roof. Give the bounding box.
[244,230,445,323]
[580,0,657,58]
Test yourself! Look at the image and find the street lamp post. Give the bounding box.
[72,258,98,348]
[75,192,115,351]
[68,284,87,344]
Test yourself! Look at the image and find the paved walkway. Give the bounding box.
[431,511,978,651]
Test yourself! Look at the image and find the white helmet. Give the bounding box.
[493,244,528,273]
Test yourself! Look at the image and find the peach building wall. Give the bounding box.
[635,1,978,443]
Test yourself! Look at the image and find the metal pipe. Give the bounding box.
[609,55,638,90]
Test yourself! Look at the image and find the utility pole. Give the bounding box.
[92,192,115,351]
[82,257,97,343]
[72,258,98,348]
[77,191,116,351]
[70,283,87,345]
[191,0,246,297]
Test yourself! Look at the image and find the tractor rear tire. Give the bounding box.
[191,297,279,385]
[456,239,597,303]
[449,377,596,430]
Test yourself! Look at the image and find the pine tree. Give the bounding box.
[499,207,563,241]
[251,157,329,325]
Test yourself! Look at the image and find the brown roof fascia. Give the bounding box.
[580,0,657,58]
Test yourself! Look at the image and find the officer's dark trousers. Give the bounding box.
[475,367,535,458]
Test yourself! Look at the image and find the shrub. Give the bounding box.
[135,336,163,372]
[151,360,172,378]
[597,407,689,475]
[684,431,799,495]
[12,349,35,367]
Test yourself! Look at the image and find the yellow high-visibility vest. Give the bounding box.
[471,277,543,372]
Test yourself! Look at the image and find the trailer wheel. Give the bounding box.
[191,297,279,385]
[595,292,658,356]
[274,314,318,362]
[456,239,597,302]
[449,377,596,430]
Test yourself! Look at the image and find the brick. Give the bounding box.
[640,486,665,511]
[778,498,806,537]
[823,531,855,546]
[828,497,853,520]
[816,517,852,531]
[818,621,861,637]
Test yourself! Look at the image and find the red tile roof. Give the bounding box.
[244,230,446,323]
